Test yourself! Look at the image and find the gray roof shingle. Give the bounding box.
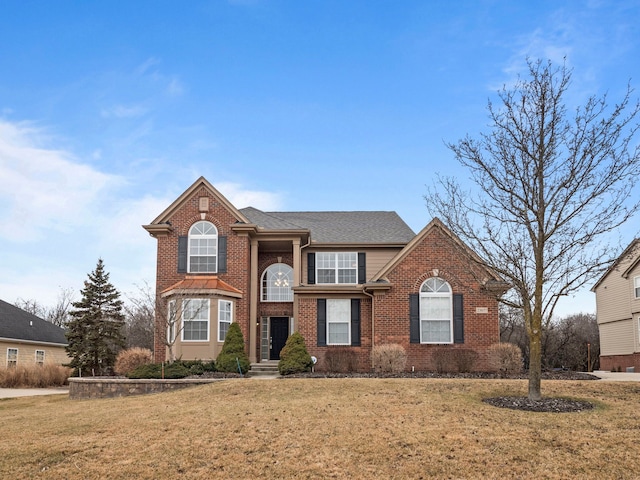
[0,299,67,345]
[240,208,416,244]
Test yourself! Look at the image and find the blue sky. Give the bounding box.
[1,0,638,317]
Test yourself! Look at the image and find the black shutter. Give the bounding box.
[409,293,420,343]
[357,252,366,284]
[317,299,326,346]
[453,294,464,344]
[308,253,316,284]
[351,299,361,346]
[218,236,227,273]
[178,236,188,273]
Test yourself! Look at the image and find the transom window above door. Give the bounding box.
[188,221,218,273]
[262,263,294,302]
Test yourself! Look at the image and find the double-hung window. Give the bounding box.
[419,277,453,343]
[317,253,357,284]
[218,300,233,342]
[35,350,45,366]
[635,276,640,299]
[182,299,209,341]
[7,348,17,367]
[188,221,218,273]
[327,299,351,345]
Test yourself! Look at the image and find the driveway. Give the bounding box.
[0,387,69,399]
[591,371,640,382]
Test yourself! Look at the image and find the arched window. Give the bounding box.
[262,263,294,302]
[419,277,453,343]
[188,221,218,273]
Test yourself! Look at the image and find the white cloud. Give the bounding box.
[215,181,284,210]
[0,120,122,241]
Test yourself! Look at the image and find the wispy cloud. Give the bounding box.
[215,181,283,210]
[0,120,122,241]
[100,104,148,118]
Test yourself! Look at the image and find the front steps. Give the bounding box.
[248,361,280,378]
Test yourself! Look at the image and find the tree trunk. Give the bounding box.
[528,328,542,400]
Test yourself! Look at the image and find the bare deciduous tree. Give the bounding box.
[429,59,640,399]
[15,288,74,327]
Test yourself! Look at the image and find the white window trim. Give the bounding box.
[167,300,177,344]
[261,263,294,302]
[634,276,640,299]
[420,278,454,344]
[181,299,210,342]
[316,252,358,285]
[326,299,351,346]
[35,350,45,365]
[7,348,18,367]
[218,300,233,342]
[187,221,218,274]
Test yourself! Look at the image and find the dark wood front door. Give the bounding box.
[270,317,289,360]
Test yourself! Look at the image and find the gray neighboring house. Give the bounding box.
[0,299,69,367]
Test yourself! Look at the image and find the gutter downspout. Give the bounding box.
[362,287,375,370]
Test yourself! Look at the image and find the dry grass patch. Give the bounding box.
[1,378,639,479]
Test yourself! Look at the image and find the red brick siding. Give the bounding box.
[153,187,250,362]
[600,353,640,372]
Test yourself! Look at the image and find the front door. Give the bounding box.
[270,317,289,360]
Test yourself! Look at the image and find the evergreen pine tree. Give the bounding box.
[216,322,250,374]
[66,259,126,376]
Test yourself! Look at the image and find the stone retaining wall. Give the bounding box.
[68,378,225,400]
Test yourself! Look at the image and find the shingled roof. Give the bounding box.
[0,299,67,345]
[240,208,416,244]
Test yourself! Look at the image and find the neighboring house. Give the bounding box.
[0,299,69,367]
[144,177,507,371]
[592,239,640,371]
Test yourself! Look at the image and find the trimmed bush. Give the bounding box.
[216,323,250,374]
[371,344,407,373]
[432,349,457,373]
[453,349,479,373]
[324,347,358,373]
[127,362,190,379]
[278,332,313,375]
[114,348,153,376]
[487,343,522,376]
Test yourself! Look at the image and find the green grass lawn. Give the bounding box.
[1,378,638,479]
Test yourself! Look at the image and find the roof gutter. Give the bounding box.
[0,337,67,347]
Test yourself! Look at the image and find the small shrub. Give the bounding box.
[189,363,205,375]
[114,348,153,376]
[371,344,407,373]
[453,349,479,373]
[324,347,358,373]
[216,323,250,374]
[278,332,313,375]
[127,362,190,379]
[487,343,522,376]
[432,349,457,373]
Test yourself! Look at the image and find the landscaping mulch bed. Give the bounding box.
[482,395,594,412]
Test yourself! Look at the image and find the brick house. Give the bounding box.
[592,239,640,371]
[143,177,507,371]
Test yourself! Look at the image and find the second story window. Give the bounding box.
[188,221,217,273]
[262,263,294,302]
[316,253,358,284]
[635,276,640,299]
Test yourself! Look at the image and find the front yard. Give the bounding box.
[1,378,638,479]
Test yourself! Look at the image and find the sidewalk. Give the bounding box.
[0,387,69,399]
[591,371,640,382]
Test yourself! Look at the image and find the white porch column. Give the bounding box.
[249,238,258,363]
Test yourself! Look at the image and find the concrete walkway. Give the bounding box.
[0,387,69,399]
[590,371,640,382]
